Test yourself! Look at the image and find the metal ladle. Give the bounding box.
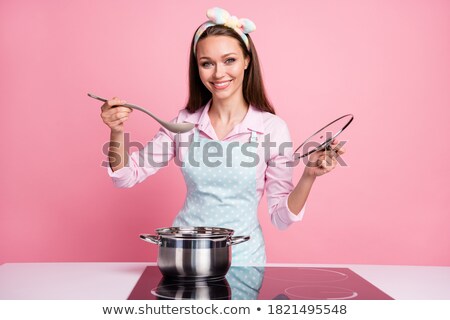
[88,93,195,133]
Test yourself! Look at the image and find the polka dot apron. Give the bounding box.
[173,128,266,265]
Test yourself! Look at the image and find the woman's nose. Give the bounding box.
[214,64,225,78]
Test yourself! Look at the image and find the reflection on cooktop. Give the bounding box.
[151,277,231,300]
[128,266,393,300]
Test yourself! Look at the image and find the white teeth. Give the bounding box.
[214,81,230,87]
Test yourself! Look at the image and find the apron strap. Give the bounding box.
[249,130,258,143]
[193,127,200,142]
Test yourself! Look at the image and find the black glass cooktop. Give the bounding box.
[128,266,393,300]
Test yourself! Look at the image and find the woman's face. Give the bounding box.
[196,35,250,103]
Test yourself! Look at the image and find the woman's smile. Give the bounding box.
[211,80,232,90]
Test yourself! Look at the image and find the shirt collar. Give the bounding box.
[238,103,265,134]
[184,100,265,135]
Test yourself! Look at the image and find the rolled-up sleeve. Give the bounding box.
[106,125,176,188]
[264,118,305,230]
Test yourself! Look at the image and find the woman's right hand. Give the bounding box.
[100,97,133,133]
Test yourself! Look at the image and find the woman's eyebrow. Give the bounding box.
[198,53,237,60]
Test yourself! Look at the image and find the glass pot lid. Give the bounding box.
[294,114,354,159]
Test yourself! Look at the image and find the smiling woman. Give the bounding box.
[198,48,247,93]
[186,22,273,116]
[98,7,346,266]
[196,36,251,139]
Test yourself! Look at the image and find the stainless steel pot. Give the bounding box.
[140,226,250,280]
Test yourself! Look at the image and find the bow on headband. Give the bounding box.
[194,7,256,55]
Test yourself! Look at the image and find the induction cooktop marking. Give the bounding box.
[284,285,358,300]
[264,268,349,283]
[150,283,230,300]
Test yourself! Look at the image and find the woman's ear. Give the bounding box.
[244,56,250,69]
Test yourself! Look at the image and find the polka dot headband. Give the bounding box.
[194,7,256,55]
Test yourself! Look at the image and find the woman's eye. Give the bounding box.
[225,58,236,64]
[201,62,213,68]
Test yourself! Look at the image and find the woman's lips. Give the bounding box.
[211,80,232,90]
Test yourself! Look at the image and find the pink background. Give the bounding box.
[1,0,449,266]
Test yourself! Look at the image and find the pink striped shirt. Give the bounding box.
[107,101,305,229]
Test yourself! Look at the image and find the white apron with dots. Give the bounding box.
[172,128,266,265]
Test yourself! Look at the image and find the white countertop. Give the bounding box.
[1,263,449,300]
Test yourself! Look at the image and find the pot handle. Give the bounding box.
[139,234,160,245]
[228,235,250,246]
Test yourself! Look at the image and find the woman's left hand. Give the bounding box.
[304,139,346,177]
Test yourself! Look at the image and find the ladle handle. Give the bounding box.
[121,103,165,127]
[87,92,195,134]
[87,93,167,129]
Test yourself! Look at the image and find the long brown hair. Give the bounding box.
[185,25,275,114]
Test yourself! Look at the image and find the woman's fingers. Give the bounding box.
[331,139,346,155]
[103,107,133,119]
[101,97,131,112]
[306,150,324,167]
[316,150,338,172]
[102,111,129,124]
[320,153,335,168]
[304,139,348,177]
[100,99,132,116]
[109,117,129,126]
[100,97,133,131]
[306,141,346,175]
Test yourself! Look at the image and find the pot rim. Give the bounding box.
[155,226,235,238]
